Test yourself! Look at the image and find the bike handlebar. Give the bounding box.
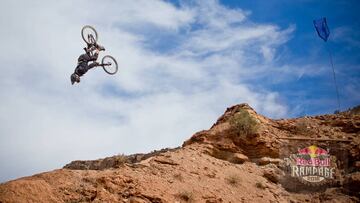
[99,62,111,66]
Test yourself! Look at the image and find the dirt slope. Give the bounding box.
[0,103,359,203]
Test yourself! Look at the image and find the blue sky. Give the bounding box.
[171,0,360,116]
[0,0,359,183]
[237,0,360,115]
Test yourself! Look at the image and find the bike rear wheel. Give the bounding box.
[102,55,118,75]
[81,25,98,45]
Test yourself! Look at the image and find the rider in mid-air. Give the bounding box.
[71,43,105,85]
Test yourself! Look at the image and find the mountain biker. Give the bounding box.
[71,43,105,85]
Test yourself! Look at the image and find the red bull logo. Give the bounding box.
[297,145,329,158]
[287,145,336,184]
[296,145,331,167]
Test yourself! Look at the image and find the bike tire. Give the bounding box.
[101,55,118,75]
[81,25,98,45]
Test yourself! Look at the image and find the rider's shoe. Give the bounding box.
[71,73,80,85]
[71,74,76,85]
[75,74,80,83]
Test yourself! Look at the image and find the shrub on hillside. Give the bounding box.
[255,181,267,189]
[225,173,241,186]
[114,154,127,165]
[176,190,194,202]
[173,173,184,182]
[229,109,259,136]
[294,119,313,135]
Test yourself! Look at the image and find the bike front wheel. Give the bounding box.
[101,55,118,75]
[81,25,98,45]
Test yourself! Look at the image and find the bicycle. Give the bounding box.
[81,25,118,75]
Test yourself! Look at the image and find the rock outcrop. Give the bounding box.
[1,103,359,202]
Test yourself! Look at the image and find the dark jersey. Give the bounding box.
[75,52,99,76]
[78,52,98,66]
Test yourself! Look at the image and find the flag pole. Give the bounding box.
[313,17,341,113]
[325,44,341,112]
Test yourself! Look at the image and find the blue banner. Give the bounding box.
[313,17,330,42]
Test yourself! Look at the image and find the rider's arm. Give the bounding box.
[88,49,100,61]
[87,49,101,69]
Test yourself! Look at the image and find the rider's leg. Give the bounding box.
[75,65,87,76]
[72,65,86,84]
[88,62,99,70]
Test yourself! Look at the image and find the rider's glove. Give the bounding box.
[85,46,96,53]
[96,44,105,51]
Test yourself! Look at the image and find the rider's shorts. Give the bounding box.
[75,64,88,76]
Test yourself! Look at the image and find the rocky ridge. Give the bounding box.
[0,103,359,203]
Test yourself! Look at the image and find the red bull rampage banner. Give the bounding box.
[289,145,336,184]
